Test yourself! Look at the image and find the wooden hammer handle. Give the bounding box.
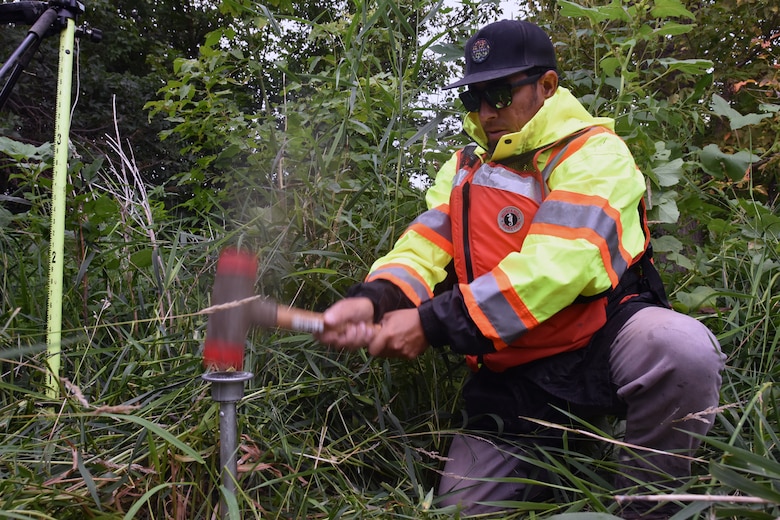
[275,306,325,334]
[275,305,382,336]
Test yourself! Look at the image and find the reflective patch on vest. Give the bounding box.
[498,206,524,233]
[453,167,470,188]
[473,164,543,203]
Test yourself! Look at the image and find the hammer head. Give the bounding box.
[203,248,258,371]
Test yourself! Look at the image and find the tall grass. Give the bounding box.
[2,1,780,519]
[3,137,780,519]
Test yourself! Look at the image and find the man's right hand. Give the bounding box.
[317,297,376,350]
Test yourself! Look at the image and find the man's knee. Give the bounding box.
[611,306,724,395]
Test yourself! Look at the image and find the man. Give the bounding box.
[317,19,724,518]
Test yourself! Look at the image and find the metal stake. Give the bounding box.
[202,371,253,519]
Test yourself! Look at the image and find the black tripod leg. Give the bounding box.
[0,7,59,110]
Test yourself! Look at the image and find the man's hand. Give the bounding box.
[318,297,377,350]
[318,301,429,360]
[367,308,429,360]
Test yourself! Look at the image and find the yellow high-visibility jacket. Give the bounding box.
[362,87,653,371]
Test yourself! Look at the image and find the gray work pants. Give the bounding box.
[438,306,725,515]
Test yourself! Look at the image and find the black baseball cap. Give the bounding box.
[444,19,557,89]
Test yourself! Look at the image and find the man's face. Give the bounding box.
[468,71,557,151]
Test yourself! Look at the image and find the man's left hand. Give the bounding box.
[367,308,429,360]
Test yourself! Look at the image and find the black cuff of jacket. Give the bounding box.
[346,279,415,323]
[418,287,495,354]
[417,298,450,348]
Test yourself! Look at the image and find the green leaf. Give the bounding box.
[675,286,719,311]
[650,0,696,20]
[599,0,632,23]
[558,0,623,23]
[653,21,694,36]
[130,249,154,268]
[106,413,205,464]
[699,433,780,477]
[599,56,621,77]
[547,513,623,519]
[80,195,115,227]
[204,29,222,48]
[707,218,734,235]
[653,234,683,254]
[657,58,713,75]
[430,43,463,61]
[76,449,102,512]
[403,113,445,148]
[730,112,772,130]
[222,485,241,518]
[654,234,693,270]
[122,483,191,520]
[651,158,684,187]
[649,191,680,224]
[711,94,773,129]
[0,136,53,161]
[699,144,757,181]
[710,464,780,503]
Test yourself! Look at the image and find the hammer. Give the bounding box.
[202,248,325,371]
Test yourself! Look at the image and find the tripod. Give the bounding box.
[0,1,101,398]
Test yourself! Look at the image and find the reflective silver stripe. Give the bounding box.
[541,129,598,182]
[540,144,569,183]
[368,266,431,303]
[410,208,452,243]
[452,167,469,188]
[534,200,628,276]
[469,274,528,344]
[540,129,602,196]
[472,164,543,203]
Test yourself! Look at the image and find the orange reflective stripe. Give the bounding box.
[492,267,538,327]
[460,282,504,348]
[367,263,432,306]
[532,191,632,285]
[462,269,538,347]
[536,126,612,183]
[531,223,620,285]
[406,205,453,256]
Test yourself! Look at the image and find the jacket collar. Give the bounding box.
[461,87,616,162]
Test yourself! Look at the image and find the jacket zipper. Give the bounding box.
[462,181,474,282]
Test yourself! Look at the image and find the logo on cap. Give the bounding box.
[471,38,490,64]
[498,206,524,233]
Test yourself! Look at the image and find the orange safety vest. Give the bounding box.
[451,126,645,372]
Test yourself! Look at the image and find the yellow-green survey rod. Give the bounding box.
[46,17,76,399]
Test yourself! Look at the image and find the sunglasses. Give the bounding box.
[459,74,543,112]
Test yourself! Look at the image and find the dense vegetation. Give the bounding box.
[1,0,779,518]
